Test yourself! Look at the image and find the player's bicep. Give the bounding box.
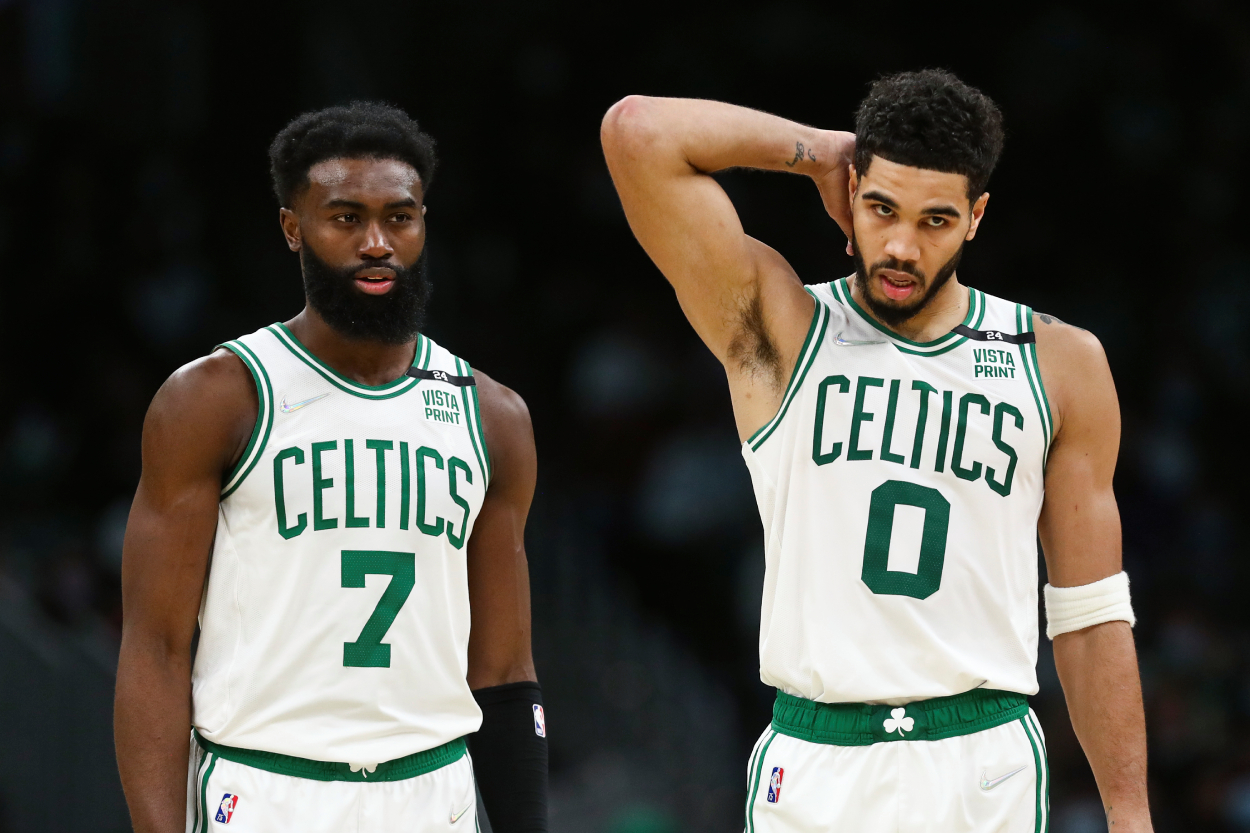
[120,357,253,651]
[466,374,537,687]
[603,107,764,357]
[1036,325,1123,587]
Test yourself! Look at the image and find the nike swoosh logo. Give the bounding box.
[980,765,1027,791]
[832,329,887,347]
[280,393,329,413]
[449,801,473,824]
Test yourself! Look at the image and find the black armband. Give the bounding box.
[468,681,549,833]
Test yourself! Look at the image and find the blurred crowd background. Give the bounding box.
[1,2,1249,831]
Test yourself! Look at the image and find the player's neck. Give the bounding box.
[851,274,969,343]
[285,307,418,387]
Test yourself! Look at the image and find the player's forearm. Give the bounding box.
[1053,621,1153,830]
[602,95,849,181]
[115,636,194,833]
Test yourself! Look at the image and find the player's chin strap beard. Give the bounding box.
[850,235,964,328]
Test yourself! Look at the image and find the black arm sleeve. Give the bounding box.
[467,681,549,833]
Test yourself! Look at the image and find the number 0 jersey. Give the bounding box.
[192,324,490,765]
[742,279,1053,705]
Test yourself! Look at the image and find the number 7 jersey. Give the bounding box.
[192,324,490,765]
[742,279,1053,705]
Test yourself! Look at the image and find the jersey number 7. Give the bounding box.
[341,550,416,667]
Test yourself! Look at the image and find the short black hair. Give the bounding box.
[854,70,1004,199]
[268,101,438,206]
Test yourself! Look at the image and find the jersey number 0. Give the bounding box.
[861,480,950,600]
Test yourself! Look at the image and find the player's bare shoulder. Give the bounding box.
[472,368,536,494]
[143,348,258,475]
[1031,312,1118,439]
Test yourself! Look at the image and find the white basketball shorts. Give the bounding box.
[746,691,1049,833]
[185,732,479,832]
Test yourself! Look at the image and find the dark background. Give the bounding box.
[1,1,1248,831]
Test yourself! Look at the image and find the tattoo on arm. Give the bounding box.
[1037,312,1087,331]
[784,141,817,168]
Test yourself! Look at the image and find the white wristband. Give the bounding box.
[1043,571,1135,639]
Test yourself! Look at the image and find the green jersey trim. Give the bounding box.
[745,729,778,833]
[219,340,275,498]
[455,357,491,484]
[193,731,466,782]
[1023,712,1050,832]
[831,278,983,356]
[770,688,1030,745]
[268,323,421,400]
[194,749,218,833]
[746,293,830,452]
[1016,306,1054,467]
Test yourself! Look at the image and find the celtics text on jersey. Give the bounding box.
[742,279,1053,705]
[192,324,491,765]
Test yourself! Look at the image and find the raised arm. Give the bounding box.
[115,351,256,832]
[464,369,546,833]
[1034,315,1152,832]
[600,97,854,437]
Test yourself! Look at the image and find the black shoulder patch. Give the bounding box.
[950,324,1036,345]
[405,367,477,386]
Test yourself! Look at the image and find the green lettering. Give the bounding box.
[447,457,473,550]
[344,439,369,528]
[399,441,411,530]
[909,381,937,470]
[934,391,953,473]
[415,447,445,537]
[879,379,906,464]
[273,447,307,539]
[366,440,393,528]
[312,441,338,530]
[986,402,1023,497]
[848,377,884,461]
[812,375,850,465]
[952,393,990,481]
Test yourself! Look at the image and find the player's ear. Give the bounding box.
[966,192,989,241]
[848,165,859,203]
[279,207,302,252]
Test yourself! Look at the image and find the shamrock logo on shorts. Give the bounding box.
[883,708,914,736]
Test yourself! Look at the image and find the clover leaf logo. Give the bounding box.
[883,708,914,736]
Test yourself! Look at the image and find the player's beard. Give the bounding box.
[851,234,964,327]
[300,244,432,345]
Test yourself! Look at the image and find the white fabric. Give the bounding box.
[192,325,489,764]
[185,739,478,833]
[745,711,1049,833]
[1044,571,1135,639]
[743,280,1050,704]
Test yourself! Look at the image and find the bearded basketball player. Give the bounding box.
[115,103,549,832]
[602,71,1151,831]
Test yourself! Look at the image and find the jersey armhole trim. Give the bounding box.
[746,291,830,452]
[455,357,492,485]
[1016,305,1054,468]
[219,341,274,498]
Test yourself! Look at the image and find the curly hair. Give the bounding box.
[854,70,1004,198]
[268,101,438,206]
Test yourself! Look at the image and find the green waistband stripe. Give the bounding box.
[771,688,1029,746]
[193,732,466,782]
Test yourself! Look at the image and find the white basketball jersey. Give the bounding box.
[742,278,1053,705]
[192,323,491,764]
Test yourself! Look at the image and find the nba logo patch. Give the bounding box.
[532,704,546,738]
[766,767,784,803]
[215,794,238,824]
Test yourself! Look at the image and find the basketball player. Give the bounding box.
[115,103,549,832]
[601,71,1151,831]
